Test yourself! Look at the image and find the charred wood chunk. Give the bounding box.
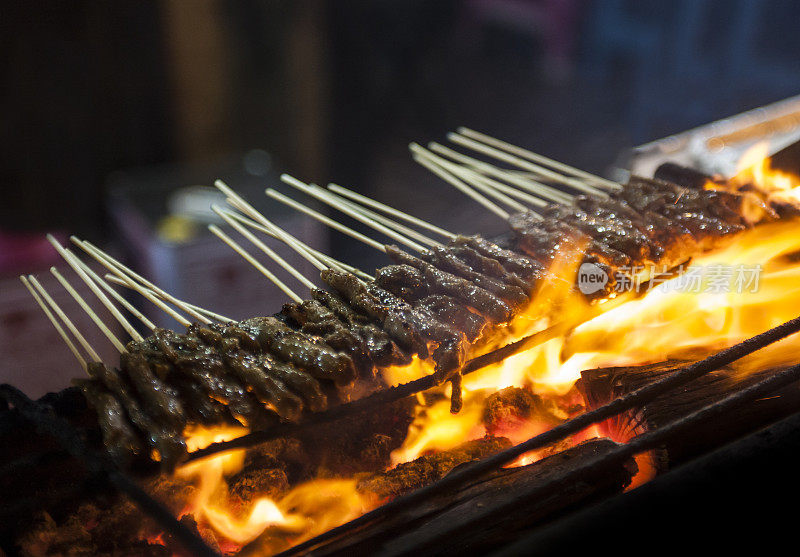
[577,360,800,471]
[298,438,636,556]
[355,436,512,500]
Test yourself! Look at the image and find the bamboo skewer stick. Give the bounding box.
[48,235,143,343]
[27,274,102,362]
[447,133,609,197]
[212,205,317,292]
[411,152,511,220]
[411,144,536,214]
[428,142,574,204]
[73,239,211,325]
[49,267,127,353]
[214,208,340,295]
[21,276,88,371]
[456,127,623,191]
[102,275,232,323]
[265,188,387,253]
[74,259,156,331]
[208,224,303,303]
[71,244,194,328]
[215,180,351,272]
[330,193,443,248]
[279,175,428,253]
[220,209,374,281]
[326,183,457,240]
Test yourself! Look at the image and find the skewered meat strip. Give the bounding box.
[87,361,186,465]
[421,245,530,308]
[191,325,305,421]
[76,379,142,464]
[572,195,696,266]
[385,245,514,323]
[139,329,272,429]
[238,316,357,387]
[616,177,746,249]
[446,245,530,291]
[312,289,412,368]
[119,352,187,431]
[321,269,467,382]
[322,269,428,356]
[449,235,546,286]
[374,265,487,342]
[282,299,375,379]
[541,203,657,264]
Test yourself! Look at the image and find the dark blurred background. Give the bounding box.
[3,0,800,395]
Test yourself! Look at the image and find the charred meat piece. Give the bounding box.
[140,329,271,429]
[541,203,656,263]
[450,235,546,286]
[191,325,305,421]
[322,269,467,381]
[374,264,429,302]
[572,195,696,266]
[321,269,428,356]
[312,289,412,368]
[282,299,374,379]
[446,245,530,290]
[375,266,487,342]
[77,379,142,464]
[618,177,746,248]
[86,361,187,465]
[385,245,514,323]
[421,245,530,308]
[119,351,186,431]
[238,316,357,387]
[419,295,487,343]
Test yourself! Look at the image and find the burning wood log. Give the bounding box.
[248,438,636,557]
[577,361,800,472]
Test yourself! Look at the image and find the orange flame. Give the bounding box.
[167,148,800,554]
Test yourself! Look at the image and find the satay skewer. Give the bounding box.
[48,235,143,342]
[456,127,623,191]
[73,258,156,330]
[74,239,211,325]
[21,275,90,371]
[331,193,443,248]
[102,275,232,324]
[413,153,510,220]
[27,274,103,362]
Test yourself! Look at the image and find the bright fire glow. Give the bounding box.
[166,148,800,554]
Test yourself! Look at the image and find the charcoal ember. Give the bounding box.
[229,468,288,501]
[482,387,538,434]
[161,514,221,555]
[482,387,567,436]
[17,512,94,556]
[146,475,196,516]
[358,433,395,472]
[297,397,416,476]
[355,436,511,500]
[243,438,311,484]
